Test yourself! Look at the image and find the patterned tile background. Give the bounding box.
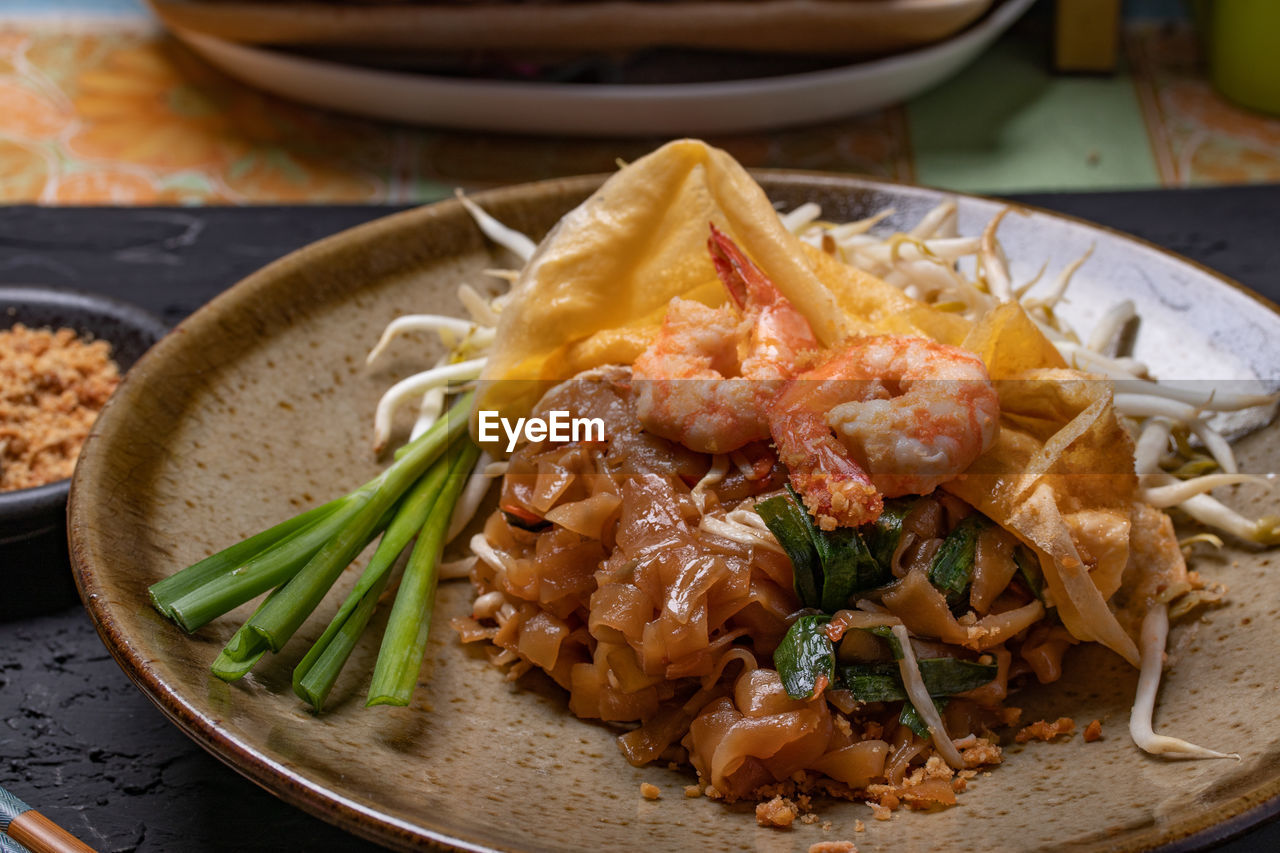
[0,3,1277,204]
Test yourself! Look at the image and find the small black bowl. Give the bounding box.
[1,285,168,620]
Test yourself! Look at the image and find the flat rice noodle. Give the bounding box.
[666,555,728,624]
[616,474,693,556]
[966,597,1045,650]
[476,139,968,424]
[942,698,986,738]
[548,628,592,689]
[881,570,1045,651]
[705,556,752,614]
[661,606,710,667]
[565,666,604,717]
[881,570,968,644]
[726,670,833,786]
[734,668,809,717]
[529,452,580,513]
[481,509,525,559]
[604,642,662,693]
[588,472,622,500]
[665,628,748,680]
[725,599,791,656]
[569,659,661,722]
[885,737,928,785]
[956,645,1011,705]
[685,697,739,784]
[705,587,754,633]
[1019,622,1076,683]
[828,608,902,638]
[684,668,835,798]
[750,546,795,592]
[619,699,703,767]
[544,492,622,538]
[516,609,570,671]
[712,708,829,795]
[809,741,892,789]
[502,556,540,600]
[640,607,709,675]
[532,527,603,612]
[490,603,526,648]
[589,582,652,644]
[970,524,1019,615]
[726,577,797,653]
[760,710,834,784]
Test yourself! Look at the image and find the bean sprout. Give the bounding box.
[446,450,498,542]
[454,189,537,262]
[1130,604,1238,760]
[786,199,1278,545]
[372,358,485,451]
[892,625,965,768]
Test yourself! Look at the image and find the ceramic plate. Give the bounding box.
[166,0,1034,136]
[70,173,1280,852]
[148,0,995,54]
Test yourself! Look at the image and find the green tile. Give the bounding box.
[907,33,1161,193]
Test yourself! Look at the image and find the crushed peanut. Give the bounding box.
[808,842,857,853]
[1016,717,1076,743]
[0,324,120,491]
[755,796,799,827]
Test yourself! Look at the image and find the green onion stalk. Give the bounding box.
[149,391,481,707]
[367,440,480,707]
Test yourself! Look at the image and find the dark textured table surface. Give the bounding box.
[1,187,1278,852]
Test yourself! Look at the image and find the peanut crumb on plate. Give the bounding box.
[755,796,798,827]
[808,842,857,853]
[1016,717,1076,743]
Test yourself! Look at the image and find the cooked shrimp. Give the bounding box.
[633,225,820,454]
[770,335,999,529]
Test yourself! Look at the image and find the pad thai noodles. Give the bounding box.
[359,140,1276,819]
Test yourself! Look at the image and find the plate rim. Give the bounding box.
[167,0,1035,135]
[69,170,1280,853]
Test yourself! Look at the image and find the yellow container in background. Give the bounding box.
[1197,0,1280,115]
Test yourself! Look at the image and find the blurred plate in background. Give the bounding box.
[148,0,994,55]
[167,0,1034,135]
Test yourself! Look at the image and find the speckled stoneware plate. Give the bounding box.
[68,174,1280,853]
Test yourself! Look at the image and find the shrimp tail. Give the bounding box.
[708,223,773,311]
[771,407,882,530]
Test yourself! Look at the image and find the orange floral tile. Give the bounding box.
[0,29,393,204]
[0,21,1275,205]
[220,149,382,202]
[0,79,71,140]
[1128,21,1280,186]
[0,137,50,200]
[51,167,193,204]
